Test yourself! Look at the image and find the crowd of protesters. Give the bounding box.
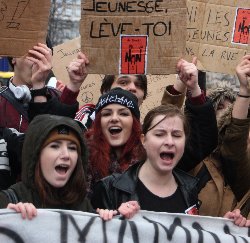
[0,39,249,226]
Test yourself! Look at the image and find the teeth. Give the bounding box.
[109,127,122,134]
[58,164,69,168]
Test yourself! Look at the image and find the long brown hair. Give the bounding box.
[86,112,145,178]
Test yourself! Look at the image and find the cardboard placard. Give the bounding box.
[80,0,187,75]
[185,0,250,75]
[0,0,50,57]
[52,37,104,107]
[52,37,176,120]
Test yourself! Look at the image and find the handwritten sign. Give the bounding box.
[232,8,250,45]
[52,37,104,107]
[80,0,186,75]
[120,35,148,74]
[185,1,249,75]
[0,0,50,57]
[52,37,176,120]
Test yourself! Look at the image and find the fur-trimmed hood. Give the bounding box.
[208,83,237,112]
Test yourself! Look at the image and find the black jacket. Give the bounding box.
[91,162,199,212]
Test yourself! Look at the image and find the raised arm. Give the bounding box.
[220,54,250,201]
[166,58,218,171]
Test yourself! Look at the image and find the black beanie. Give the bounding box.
[95,88,140,119]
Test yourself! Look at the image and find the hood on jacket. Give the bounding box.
[21,114,88,187]
[207,82,237,132]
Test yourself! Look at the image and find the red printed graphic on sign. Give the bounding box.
[120,35,147,74]
[232,8,250,45]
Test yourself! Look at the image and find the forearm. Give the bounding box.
[178,98,218,171]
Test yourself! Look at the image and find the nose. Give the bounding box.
[127,82,137,93]
[110,112,119,122]
[164,135,174,146]
[60,144,70,160]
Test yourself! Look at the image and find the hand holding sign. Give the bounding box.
[67,52,89,92]
[177,57,201,97]
[26,43,53,89]
[236,54,250,96]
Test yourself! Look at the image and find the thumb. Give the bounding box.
[192,56,197,66]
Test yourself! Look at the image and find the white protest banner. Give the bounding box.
[0,209,249,243]
[0,0,51,57]
[80,0,187,75]
[185,0,249,75]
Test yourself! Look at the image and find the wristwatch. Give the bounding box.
[30,86,48,98]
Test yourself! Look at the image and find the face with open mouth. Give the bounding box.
[39,140,78,188]
[141,115,186,174]
[101,104,133,148]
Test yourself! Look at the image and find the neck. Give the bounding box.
[139,161,174,185]
[11,74,31,88]
[112,146,123,160]
[138,160,177,197]
[11,75,26,86]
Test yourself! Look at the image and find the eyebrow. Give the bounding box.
[153,128,184,133]
[117,75,130,79]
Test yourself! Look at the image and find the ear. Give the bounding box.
[12,58,17,66]
[140,134,145,146]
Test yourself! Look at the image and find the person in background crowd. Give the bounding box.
[0,39,55,132]
[91,104,249,227]
[0,37,85,133]
[218,55,250,218]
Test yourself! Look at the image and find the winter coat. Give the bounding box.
[0,114,92,212]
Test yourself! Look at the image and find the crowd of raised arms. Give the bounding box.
[0,37,249,227]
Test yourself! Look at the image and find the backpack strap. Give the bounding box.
[0,86,28,120]
[196,163,212,192]
[2,188,19,204]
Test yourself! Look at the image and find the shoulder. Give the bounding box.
[174,168,199,188]
[0,86,9,98]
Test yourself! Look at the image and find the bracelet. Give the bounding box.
[30,87,48,98]
[237,93,250,98]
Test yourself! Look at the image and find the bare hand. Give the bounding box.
[236,54,250,95]
[176,57,201,96]
[26,43,52,89]
[224,209,249,227]
[96,208,118,221]
[7,202,37,220]
[67,52,89,92]
[117,201,140,219]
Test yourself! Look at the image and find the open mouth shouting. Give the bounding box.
[55,164,70,175]
[160,152,174,162]
[109,126,122,135]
